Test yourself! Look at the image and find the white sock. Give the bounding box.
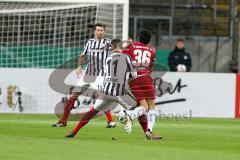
[128,106,146,120]
[147,108,156,132]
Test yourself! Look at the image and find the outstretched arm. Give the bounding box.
[76,54,85,77]
[76,40,89,77]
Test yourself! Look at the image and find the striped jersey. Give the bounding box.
[103,52,136,96]
[82,38,111,77]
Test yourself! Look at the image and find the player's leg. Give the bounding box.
[66,99,116,137]
[129,99,148,119]
[65,106,99,137]
[92,89,116,128]
[144,87,162,140]
[145,99,162,140]
[120,79,150,133]
[140,75,162,140]
[105,110,116,128]
[139,75,156,133]
[116,96,135,133]
[52,93,79,127]
[138,114,148,133]
[52,84,90,127]
[119,89,148,134]
[127,80,149,119]
[65,99,104,137]
[146,99,156,133]
[118,99,148,134]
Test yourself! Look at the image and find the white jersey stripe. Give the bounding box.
[82,38,110,77]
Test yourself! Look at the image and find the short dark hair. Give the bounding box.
[177,38,185,43]
[139,30,152,44]
[111,39,122,50]
[94,23,106,30]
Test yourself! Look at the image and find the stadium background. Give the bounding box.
[0,1,239,160]
[1,0,240,72]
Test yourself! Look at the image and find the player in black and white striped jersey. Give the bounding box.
[82,37,110,79]
[65,39,138,137]
[103,46,135,96]
[52,23,116,128]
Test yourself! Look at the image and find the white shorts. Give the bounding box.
[74,70,137,111]
[74,70,104,96]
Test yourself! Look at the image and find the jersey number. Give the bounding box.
[107,59,118,76]
[132,49,151,67]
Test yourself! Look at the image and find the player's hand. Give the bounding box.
[122,37,133,50]
[127,37,133,46]
[76,66,82,78]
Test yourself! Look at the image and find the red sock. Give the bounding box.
[105,110,113,122]
[138,114,148,133]
[61,97,76,124]
[72,108,99,134]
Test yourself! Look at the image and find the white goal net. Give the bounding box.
[0,0,128,68]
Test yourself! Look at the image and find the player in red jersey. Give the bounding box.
[123,30,161,140]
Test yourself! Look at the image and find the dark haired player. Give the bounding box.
[123,30,162,140]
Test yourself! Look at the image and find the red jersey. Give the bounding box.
[123,42,155,76]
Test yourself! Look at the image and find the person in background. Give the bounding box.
[168,38,192,72]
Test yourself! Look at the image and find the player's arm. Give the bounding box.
[76,54,85,77]
[76,40,89,77]
[122,37,133,50]
[126,55,137,78]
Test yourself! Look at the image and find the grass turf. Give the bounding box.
[0,114,240,160]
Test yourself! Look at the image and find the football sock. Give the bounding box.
[72,107,99,134]
[61,97,76,124]
[105,110,113,123]
[147,108,156,132]
[138,114,148,133]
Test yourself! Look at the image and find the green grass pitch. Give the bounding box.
[0,114,240,160]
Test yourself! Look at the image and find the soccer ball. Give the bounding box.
[177,64,187,72]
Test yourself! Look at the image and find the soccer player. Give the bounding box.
[52,23,116,128]
[123,30,162,140]
[65,39,137,137]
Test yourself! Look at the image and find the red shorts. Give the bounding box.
[128,75,156,103]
